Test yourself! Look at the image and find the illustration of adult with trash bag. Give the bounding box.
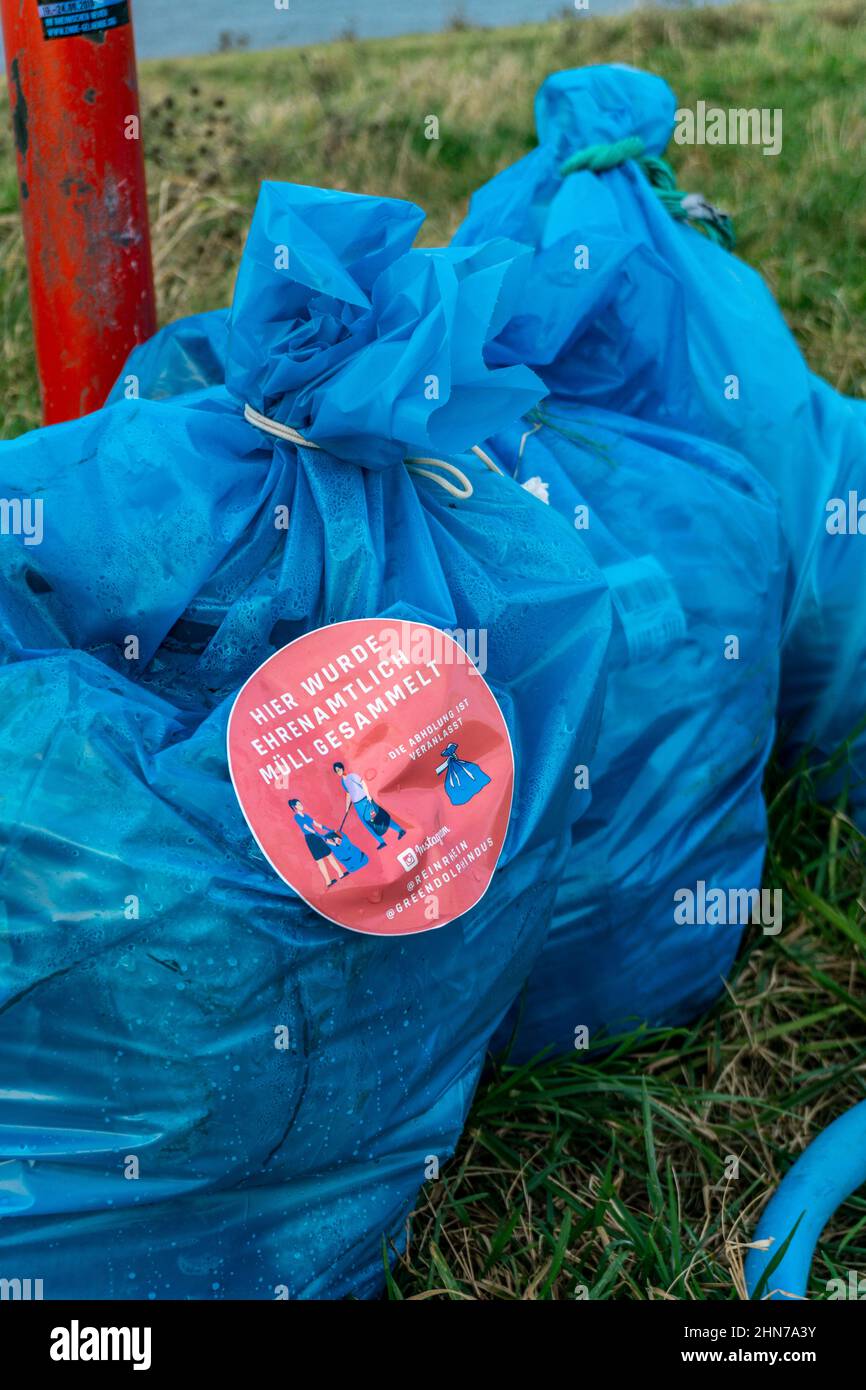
[333,761,407,851]
[287,797,349,888]
[435,742,491,806]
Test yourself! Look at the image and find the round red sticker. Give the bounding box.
[227,619,514,935]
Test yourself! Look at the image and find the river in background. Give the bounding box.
[130,0,739,61]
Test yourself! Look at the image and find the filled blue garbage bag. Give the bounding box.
[455,63,866,819]
[0,184,612,1297]
[453,78,792,1055]
[98,189,789,1059]
[482,400,785,1055]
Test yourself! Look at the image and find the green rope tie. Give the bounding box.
[560,136,736,252]
[559,135,646,175]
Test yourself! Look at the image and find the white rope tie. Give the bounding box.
[471,443,503,475]
[243,402,502,499]
[518,420,542,461]
[404,457,473,499]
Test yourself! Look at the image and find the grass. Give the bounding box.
[1,0,865,1299]
[392,760,866,1300]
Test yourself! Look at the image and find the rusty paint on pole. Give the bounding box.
[1,0,156,424]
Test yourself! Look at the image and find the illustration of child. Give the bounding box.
[288,798,349,889]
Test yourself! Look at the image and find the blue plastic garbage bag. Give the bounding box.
[482,401,785,1055]
[0,183,612,1297]
[456,63,866,818]
[99,188,789,1058]
[105,309,230,413]
[111,308,229,404]
[452,78,789,1055]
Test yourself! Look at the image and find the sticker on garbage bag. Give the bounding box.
[227,619,514,935]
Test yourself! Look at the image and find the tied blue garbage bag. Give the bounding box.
[101,198,788,1057]
[456,63,866,818]
[0,183,612,1298]
[452,77,788,1054]
[480,401,785,1054]
[102,315,787,1062]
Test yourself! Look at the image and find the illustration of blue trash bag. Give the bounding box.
[324,830,369,875]
[436,743,491,806]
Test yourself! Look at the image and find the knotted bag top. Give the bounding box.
[225,181,546,471]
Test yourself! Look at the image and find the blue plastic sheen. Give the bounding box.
[0,184,612,1299]
[451,68,789,1056]
[483,402,785,1055]
[103,160,791,1064]
[455,63,866,817]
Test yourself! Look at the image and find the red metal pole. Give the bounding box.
[1,0,156,424]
